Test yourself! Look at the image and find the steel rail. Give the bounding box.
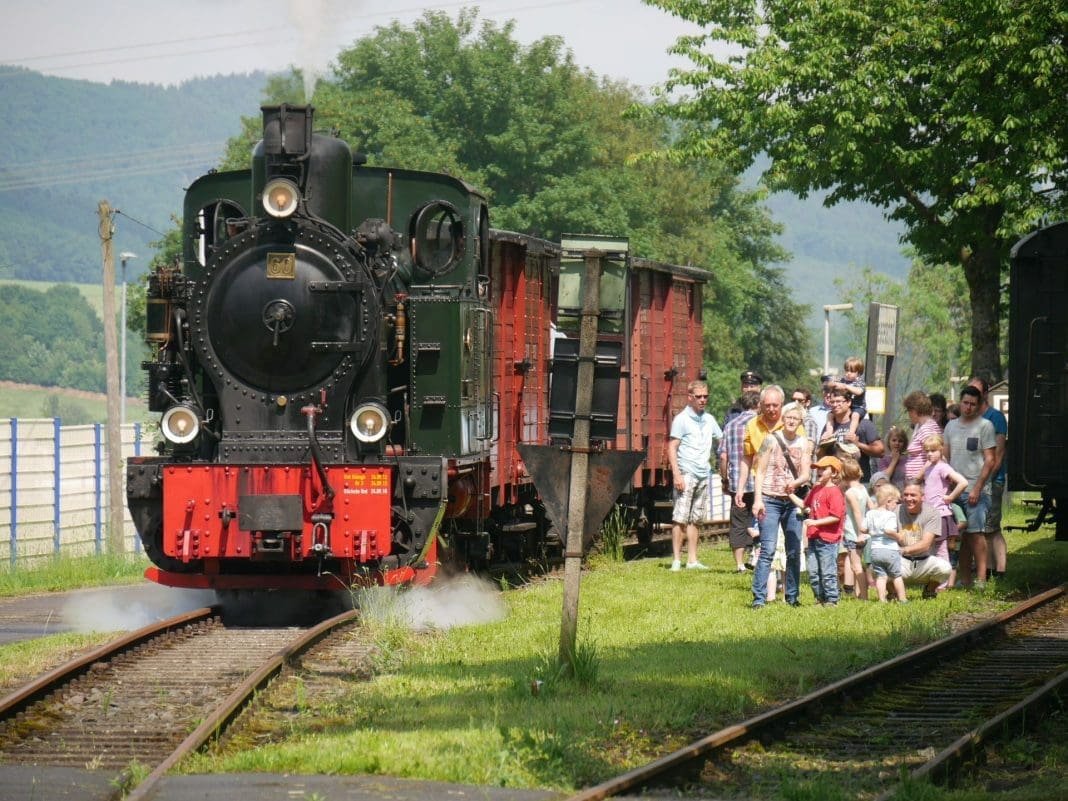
[0,606,217,720]
[124,608,359,801]
[564,585,1066,801]
[873,665,1068,801]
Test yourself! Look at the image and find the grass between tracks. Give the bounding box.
[180,511,1068,796]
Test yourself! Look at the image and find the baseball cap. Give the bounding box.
[836,442,861,458]
[813,455,843,472]
[740,370,762,385]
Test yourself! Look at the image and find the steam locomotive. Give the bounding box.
[126,104,708,591]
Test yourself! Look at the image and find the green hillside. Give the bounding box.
[0,68,270,285]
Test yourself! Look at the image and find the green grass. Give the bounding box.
[181,513,1068,793]
[0,552,150,597]
[0,507,1062,795]
[0,631,115,687]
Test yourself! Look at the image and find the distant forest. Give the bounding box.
[0,68,269,285]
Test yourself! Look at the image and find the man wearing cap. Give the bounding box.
[667,380,722,571]
[723,370,763,426]
[822,387,884,481]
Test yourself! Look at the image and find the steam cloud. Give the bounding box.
[360,574,508,631]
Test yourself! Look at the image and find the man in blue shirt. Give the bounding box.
[969,376,1008,578]
[668,380,722,571]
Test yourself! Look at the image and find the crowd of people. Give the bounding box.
[667,364,1008,608]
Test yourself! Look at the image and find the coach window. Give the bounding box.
[411,200,463,277]
[196,200,246,266]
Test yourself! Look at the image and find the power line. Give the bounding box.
[0,0,594,79]
[114,209,168,238]
[0,141,226,192]
[0,157,220,192]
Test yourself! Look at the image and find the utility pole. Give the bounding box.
[98,201,125,553]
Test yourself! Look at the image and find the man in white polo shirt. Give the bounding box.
[667,380,722,571]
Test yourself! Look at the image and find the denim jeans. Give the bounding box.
[752,497,802,605]
[806,538,840,604]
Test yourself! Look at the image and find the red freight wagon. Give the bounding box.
[486,230,557,513]
[477,231,727,565]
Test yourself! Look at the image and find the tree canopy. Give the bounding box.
[835,259,972,426]
[216,10,816,408]
[0,284,106,392]
[646,0,1067,380]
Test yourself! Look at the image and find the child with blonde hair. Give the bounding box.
[861,483,908,603]
[838,457,872,600]
[922,433,969,594]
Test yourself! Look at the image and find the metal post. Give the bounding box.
[823,308,830,376]
[53,417,61,554]
[119,252,137,429]
[9,418,17,566]
[822,303,854,375]
[559,253,603,673]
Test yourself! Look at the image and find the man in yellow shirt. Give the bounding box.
[734,385,785,509]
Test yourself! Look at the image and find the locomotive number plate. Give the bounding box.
[266,252,296,279]
[239,494,303,531]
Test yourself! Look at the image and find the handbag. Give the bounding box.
[774,432,810,499]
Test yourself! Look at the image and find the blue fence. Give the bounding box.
[1,419,146,565]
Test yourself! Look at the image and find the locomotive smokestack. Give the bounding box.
[262,104,313,159]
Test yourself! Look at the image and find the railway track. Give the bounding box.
[0,605,363,799]
[567,586,1068,800]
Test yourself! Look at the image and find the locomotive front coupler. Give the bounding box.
[310,512,333,555]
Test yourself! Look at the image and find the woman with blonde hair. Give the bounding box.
[750,401,813,609]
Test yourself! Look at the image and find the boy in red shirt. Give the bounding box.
[800,455,846,606]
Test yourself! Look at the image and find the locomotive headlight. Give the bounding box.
[161,405,201,445]
[262,178,300,218]
[350,403,389,443]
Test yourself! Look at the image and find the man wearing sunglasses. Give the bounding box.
[668,380,722,571]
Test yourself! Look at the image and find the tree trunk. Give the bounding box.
[962,242,1003,382]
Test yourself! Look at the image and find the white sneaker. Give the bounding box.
[670,560,682,572]
[686,561,709,570]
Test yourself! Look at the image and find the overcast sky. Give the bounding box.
[2,0,700,90]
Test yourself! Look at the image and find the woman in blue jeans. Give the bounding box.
[750,402,812,608]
